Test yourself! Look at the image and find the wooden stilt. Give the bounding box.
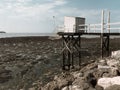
[78,35,81,69]
[71,35,74,69]
[61,34,82,70]
[101,34,110,57]
[58,32,119,70]
[107,35,110,56]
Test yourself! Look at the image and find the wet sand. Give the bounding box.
[0,36,119,89]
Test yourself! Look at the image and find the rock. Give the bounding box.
[111,76,120,85]
[107,59,119,67]
[83,83,91,90]
[54,48,57,53]
[62,85,81,90]
[20,67,29,77]
[85,72,97,87]
[97,65,111,77]
[42,73,74,90]
[98,62,119,77]
[42,81,58,90]
[80,62,98,73]
[88,87,96,90]
[62,85,96,90]
[111,50,120,59]
[62,83,96,90]
[93,70,105,79]
[105,85,120,90]
[19,89,24,90]
[97,78,112,89]
[36,55,42,60]
[20,87,36,90]
[99,59,107,66]
[31,61,38,65]
[102,73,111,77]
[98,65,110,70]
[72,71,83,78]
[72,77,89,90]
[98,76,120,89]
[95,85,104,90]
[110,67,119,76]
[28,87,36,90]
[55,73,74,89]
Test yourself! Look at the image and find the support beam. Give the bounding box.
[107,11,110,33]
[101,10,104,58]
[101,35,110,57]
[61,35,81,70]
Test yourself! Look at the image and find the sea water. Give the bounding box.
[0,33,119,38]
[0,33,55,38]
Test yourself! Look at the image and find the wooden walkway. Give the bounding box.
[58,32,120,35]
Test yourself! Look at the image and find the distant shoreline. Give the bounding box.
[0,31,6,33]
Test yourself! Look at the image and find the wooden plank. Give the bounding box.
[57,32,120,36]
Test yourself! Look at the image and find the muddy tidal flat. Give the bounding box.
[0,36,119,90]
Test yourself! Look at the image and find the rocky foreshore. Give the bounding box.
[0,36,63,90]
[0,36,119,90]
[42,50,120,90]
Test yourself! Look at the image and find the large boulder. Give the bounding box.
[55,73,74,89]
[72,77,90,90]
[62,82,96,90]
[95,85,104,90]
[62,85,82,90]
[111,50,120,59]
[106,59,119,67]
[41,81,59,90]
[98,76,120,89]
[105,85,120,90]
[42,73,74,90]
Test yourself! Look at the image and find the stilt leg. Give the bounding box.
[78,35,81,68]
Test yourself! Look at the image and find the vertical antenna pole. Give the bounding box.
[107,11,110,56]
[53,16,56,34]
[107,11,110,33]
[94,24,96,33]
[101,10,104,58]
[101,10,104,34]
[88,24,90,33]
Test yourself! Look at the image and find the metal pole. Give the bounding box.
[88,24,90,33]
[107,11,110,56]
[101,10,104,58]
[71,35,74,69]
[67,36,70,70]
[107,11,110,33]
[53,16,56,34]
[101,10,104,33]
[107,35,110,56]
[78,35,81,69]
[62,35,65,70]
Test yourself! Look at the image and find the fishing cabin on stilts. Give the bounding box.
[57,10,120,70]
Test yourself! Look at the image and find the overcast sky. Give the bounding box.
[0,0,120,33]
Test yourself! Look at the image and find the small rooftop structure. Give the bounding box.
[64,16,85,33]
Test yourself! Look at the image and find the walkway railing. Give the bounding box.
[79,22,120,33]
[57,10,120,34]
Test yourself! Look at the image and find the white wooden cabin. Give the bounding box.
[64,16,85,33]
